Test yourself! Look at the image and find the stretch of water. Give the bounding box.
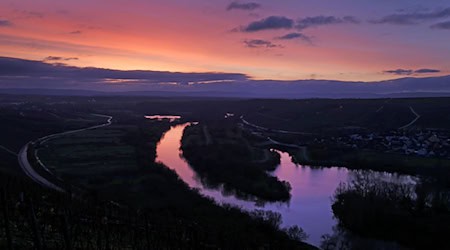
[155,123,415,247]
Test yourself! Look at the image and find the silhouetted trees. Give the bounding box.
[0,171,315,249]
[332,172,450,249]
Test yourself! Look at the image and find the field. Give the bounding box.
[38,125,137,188]
[240,98,450,134]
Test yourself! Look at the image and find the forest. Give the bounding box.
[332,173,450,249]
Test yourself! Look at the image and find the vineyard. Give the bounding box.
[0,172,215,249]
[0,171,313,249]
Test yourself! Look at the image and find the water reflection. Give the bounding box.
[155,123,416,247]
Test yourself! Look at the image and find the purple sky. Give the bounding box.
[0,0,449,88]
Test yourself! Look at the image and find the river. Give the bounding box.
[155,123,415,247]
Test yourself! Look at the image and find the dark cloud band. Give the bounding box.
[296,16,360,30]
[0,57,448,97]
[276,32,312,44]
[0,20,12,27]
[0,57,248,86]
[372,8,450,25]
[44,56,79,62]
[431,21,450,30]
[239,15,359,33]
[244,39,280,48]
[415,68,441,74]
[227,2,261,11]
[242,16,294,32]
[384,68,441,75]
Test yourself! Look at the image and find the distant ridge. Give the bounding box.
[1,57,449,99]
[1,88,449,99]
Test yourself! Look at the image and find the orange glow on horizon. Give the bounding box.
[0,1,448,82]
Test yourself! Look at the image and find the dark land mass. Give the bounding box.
[0,97,315,249]
[181,121,291,202]
[1,94,450,249]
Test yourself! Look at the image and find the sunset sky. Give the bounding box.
[1,0,449,81]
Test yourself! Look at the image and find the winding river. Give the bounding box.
[155,123,415,247]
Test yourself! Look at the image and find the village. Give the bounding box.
[316,130,450,159]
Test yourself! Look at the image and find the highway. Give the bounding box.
[17,114,112,192]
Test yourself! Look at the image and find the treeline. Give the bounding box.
[181,123,291,202]
[332,172,450,249]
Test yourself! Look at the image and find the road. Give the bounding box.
[240,116,315,163]
[0,145,17,156]
[17,114,113,192]
[202,125,212,145]
[18,143,65,192]
[256,137,307,159]
[267,137,302,149]
[240,116,312,135]
[399,106,421,130]
[37,114,112,145]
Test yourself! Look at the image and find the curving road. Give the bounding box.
[18,143,65,192]
[399,106,420,130]
[240,115,312,135]
[17,114,113,192]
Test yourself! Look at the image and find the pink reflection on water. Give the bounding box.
[156,124,262,206]
[156,124,198,186]
[270,153,349,245]
[156,124,349,247]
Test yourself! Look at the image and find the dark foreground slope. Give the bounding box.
[0,171,316,249]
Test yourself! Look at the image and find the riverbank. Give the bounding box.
[288,146,450,183]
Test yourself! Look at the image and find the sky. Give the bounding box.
[0,0,450,82]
